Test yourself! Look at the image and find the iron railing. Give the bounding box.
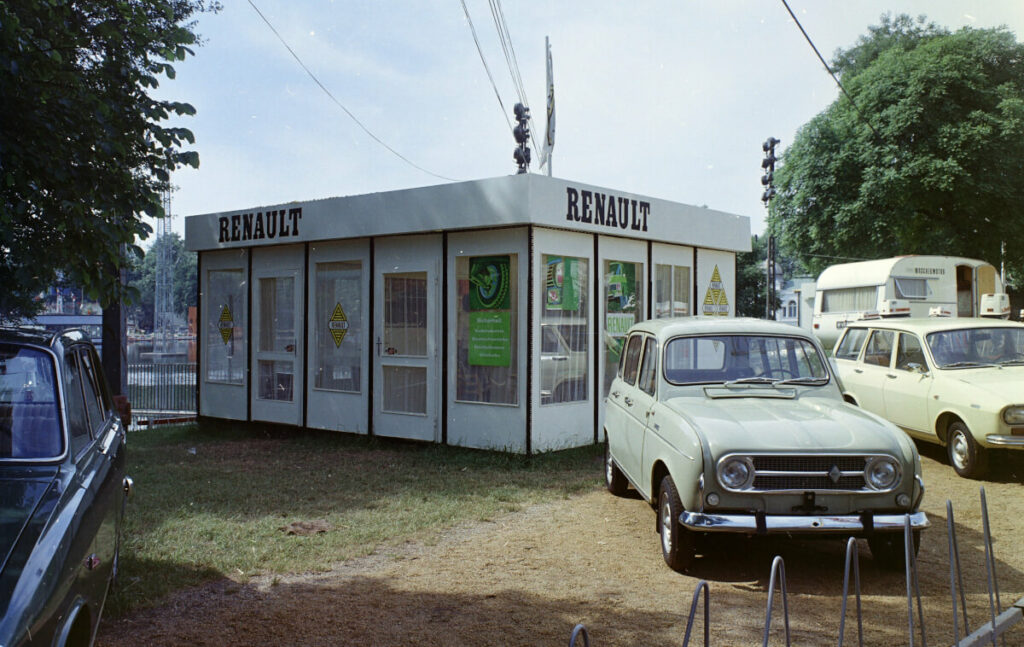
[127,362,196,414]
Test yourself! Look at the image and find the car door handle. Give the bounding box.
[611,391,620,398]
[886,373,897,379]
[854,368,863,374]
[624,397,634,407]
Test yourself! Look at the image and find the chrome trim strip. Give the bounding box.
[984,435,1024,448]
[681,510,930,533]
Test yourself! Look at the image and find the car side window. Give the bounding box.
[621,334,643,386]
[541,327,561,354]
[895,333,926,372]
[77,348,107,435]
[62,351,92,455]
[835,328,868,360]
[863,330,895,367]
[637,338,658,396]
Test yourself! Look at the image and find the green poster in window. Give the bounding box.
[546,256,580,311]
[469,256,511,311]
[469,311,511,366]
[606,261,636,313]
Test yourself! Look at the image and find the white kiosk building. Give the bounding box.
[185,174,750,453]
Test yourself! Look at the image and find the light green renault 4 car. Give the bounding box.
[604,317,928,572]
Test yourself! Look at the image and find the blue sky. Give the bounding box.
[154,1,1024,243]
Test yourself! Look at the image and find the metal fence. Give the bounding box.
[127,362,196,416]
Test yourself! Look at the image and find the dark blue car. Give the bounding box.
[0,328,131,646]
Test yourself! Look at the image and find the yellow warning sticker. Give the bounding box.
[218,306,234,343]
[328,303,349,347]
[701,265,730,316]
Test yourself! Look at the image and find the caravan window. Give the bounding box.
[821,286,877,313]
[894,277,930,299]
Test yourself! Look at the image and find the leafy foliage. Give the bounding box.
[768,17,1024,281]
[735,235,770,317]
[0,0,219,318]
[126,232,196,330]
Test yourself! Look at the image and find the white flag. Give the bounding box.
[540,38,555,172]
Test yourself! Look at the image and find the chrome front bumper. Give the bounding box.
[681,510,930,534]
[985,435,1024,448]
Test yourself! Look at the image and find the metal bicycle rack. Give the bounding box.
[568,490,1024,645]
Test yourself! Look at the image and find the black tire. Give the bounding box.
[947,420,988,479]
[604,441,629,496]
[657,476,695,572]
[868,530,921,570]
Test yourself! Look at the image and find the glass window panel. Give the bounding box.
[672,266,690,316]
[541,255,588,404]
[835,328,868,360]
[206,269,245,384]
[894,277,929,299]
[259,276,295,353]
[864,330,895,367]
[456,255,518,405]
[383,366,427,414]
[258,360,294,401]
[62,351,92,455]
[384,273,427,357]
[637,338,658,396]
[822,287,878,313]
[604,260,643,397]
[314,261,362,393]
[895,333,926,371]
[665,335,827,383]
[0,346,62,459]
[621,335,643,386]
[655,264,672,318]
[77,348,105,434]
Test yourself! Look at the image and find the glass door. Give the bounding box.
[251,246,303,425]
[373,236,440,441]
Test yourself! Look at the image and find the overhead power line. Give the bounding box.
[247,0,458,182]
[487,0,539,153]
[460,0,514,132]
[779,0,882,142]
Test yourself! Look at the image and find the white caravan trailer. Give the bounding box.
[812,255,1007,349]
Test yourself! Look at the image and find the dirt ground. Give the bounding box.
[98,443,1024,646]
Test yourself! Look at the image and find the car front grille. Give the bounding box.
[744,455,881,493]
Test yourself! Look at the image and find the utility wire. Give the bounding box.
[488,0,539,153]
[779,0,882,142]
[460,0,514,132]
[247,0,459,182]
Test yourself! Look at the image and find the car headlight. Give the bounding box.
[864,456,900,490]
[1003,406,1024,426]
[718,456,755,490]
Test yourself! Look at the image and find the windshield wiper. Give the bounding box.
[775,376,829,386]
[939,361,996,369]
[723,376,777,387]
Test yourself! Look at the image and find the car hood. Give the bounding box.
[0,467,61,580]
[663,393,906,458]
[944,366,1024,403]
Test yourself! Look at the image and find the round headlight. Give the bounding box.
[718,457,755,490]
[864,457,900,490]
[1003,406,1024,426]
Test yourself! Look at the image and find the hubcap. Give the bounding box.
[605,453,613,484]
[951,432,968,470]
[661,499,672,553]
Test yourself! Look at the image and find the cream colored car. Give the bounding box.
[833,318,1024,478]
[603,318,926,572]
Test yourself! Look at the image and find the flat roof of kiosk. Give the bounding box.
[185,174,751,253]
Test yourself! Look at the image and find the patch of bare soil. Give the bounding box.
[98,445,1024,646]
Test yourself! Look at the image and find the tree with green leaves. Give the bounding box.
[0,0,219,319]
[126,232,196,331]
[768,15,1024,282]
[734,235,779,318]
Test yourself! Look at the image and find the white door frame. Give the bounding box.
[373,235,441,441]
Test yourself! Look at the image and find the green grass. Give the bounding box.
[110,420,603,615]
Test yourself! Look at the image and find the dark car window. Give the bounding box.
[77,347,107,435]
[0,345,63,459]
[62,351,93,455]
[863,330,895,367]
[637,338,658,396]
[895,333,926,372]
[621,334,643,385]
[541,326,562,354]
[835,328,868,360]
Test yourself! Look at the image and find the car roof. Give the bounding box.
[629,316,817,340]
[842,317,1024,335]
[0,326,91,350]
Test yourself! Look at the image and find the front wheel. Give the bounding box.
[868,530,921,570]
[604,441,629,496]
[658,476,695,572]
[947,421,988,479]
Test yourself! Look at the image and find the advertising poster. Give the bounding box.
[468,256,511,366]
[546,256,580,311]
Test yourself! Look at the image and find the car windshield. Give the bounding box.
[663,334,828,385]
[0,345,63,459]
[927,327,1024,368]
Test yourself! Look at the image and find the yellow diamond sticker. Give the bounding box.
[218,306,234,343]
[328,303,349,347]
[701,265,730,316]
